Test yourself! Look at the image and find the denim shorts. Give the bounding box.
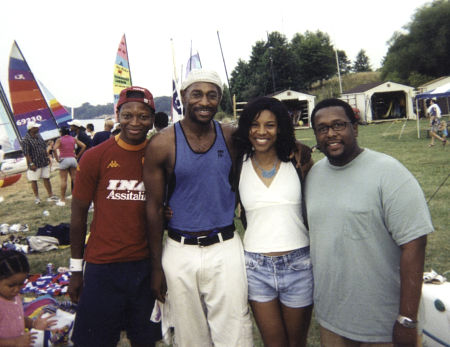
[245,247,314,308]
[59,157,77,170]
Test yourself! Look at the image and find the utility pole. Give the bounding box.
[269,47,276,93]
[335,49,343,95]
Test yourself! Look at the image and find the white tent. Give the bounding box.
[341,81,416,122]
[414,82,450,138]
[271,89,315,126]
[416,82,450,99]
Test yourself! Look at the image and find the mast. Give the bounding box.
[123,34,132,86]
[217,30,233,111]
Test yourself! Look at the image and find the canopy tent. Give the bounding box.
[414,82,450,138]
[416,82,450,99]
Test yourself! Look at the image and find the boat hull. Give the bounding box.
[0,173,21,188]
[421,282,450,347]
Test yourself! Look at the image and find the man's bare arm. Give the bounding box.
[144,132,173,302]
[68,197,90,303]
[393,235,427,346]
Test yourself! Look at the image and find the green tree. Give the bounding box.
[230,59,251,100]
[230,32,296,101]
[230,30,337,101]
[290,30,336,88]
[337,50,352,75]
[381,0,450,85]
[353,49,372,72]
[220,84,232,114]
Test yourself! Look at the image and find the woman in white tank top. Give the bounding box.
[233,97,314,347]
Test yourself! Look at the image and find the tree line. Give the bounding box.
[229,0,449,104]
[229,30,371,105]
[70,96,172,120]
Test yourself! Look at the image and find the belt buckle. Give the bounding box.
[197,235,208,247]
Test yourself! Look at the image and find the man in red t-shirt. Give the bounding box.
[68,86,161,346]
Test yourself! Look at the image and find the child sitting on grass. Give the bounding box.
[0,250,56,347]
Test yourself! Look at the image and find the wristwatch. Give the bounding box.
[29,162,34,168]
[396,315,417,328]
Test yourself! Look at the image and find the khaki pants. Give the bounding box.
[320,325,422,347]
[162,233,253,347]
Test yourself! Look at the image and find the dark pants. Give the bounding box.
[72,259,161,347]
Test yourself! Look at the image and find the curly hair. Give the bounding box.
[0,250,29,280]
[232,97,296,162]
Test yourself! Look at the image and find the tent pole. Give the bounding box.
[416,98,420,139]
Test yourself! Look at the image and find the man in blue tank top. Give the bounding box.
[144,69,253,347]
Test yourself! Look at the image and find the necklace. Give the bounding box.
[253,157,278,178]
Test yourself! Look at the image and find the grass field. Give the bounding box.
[0,118,448,346]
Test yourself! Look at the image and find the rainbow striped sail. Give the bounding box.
[8,41,59,140]
[39,81,72,128]
[0,81,21,153]
[113,34,132,120]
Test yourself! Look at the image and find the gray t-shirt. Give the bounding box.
[305,149,433,342]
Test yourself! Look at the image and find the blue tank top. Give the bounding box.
[168,121,235,232]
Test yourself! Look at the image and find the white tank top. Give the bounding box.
[239,157,309,253]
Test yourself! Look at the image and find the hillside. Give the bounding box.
[308,71,382,101]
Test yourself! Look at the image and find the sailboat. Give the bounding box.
[8,41,60,141]
[0,80,25,181]
[0,80,21,154]
[113,34,132,120]
[39,81,72,128]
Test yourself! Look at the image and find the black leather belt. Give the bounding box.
[168,225,235,247]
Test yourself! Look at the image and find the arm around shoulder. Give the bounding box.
[294,140,314,178]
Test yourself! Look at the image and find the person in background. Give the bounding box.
[438,119,448,139]
[86,123,95,139]
[92,118,114,146]
[21,121,59,205]
[144,69,253,347]
[148,112,169,138]
[68,86,161,347]
[0,145,4,202]
[46,140,55,168]
[233,96,314,347]
[67,120,92,159]
[0,250,57,346]
[427,99,446,146]
[53,127,86,207]
[0,145,4,172]
[154,112,169,132]
[306,98,433,346]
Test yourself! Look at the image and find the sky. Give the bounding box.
[0,0,431,108]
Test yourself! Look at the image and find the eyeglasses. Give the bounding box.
[315,121,353,135]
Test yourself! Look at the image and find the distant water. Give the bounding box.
[76,118,112,132]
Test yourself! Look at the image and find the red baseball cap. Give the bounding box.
[116,86,155,113]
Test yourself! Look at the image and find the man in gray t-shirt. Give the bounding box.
[305,98,433,346]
